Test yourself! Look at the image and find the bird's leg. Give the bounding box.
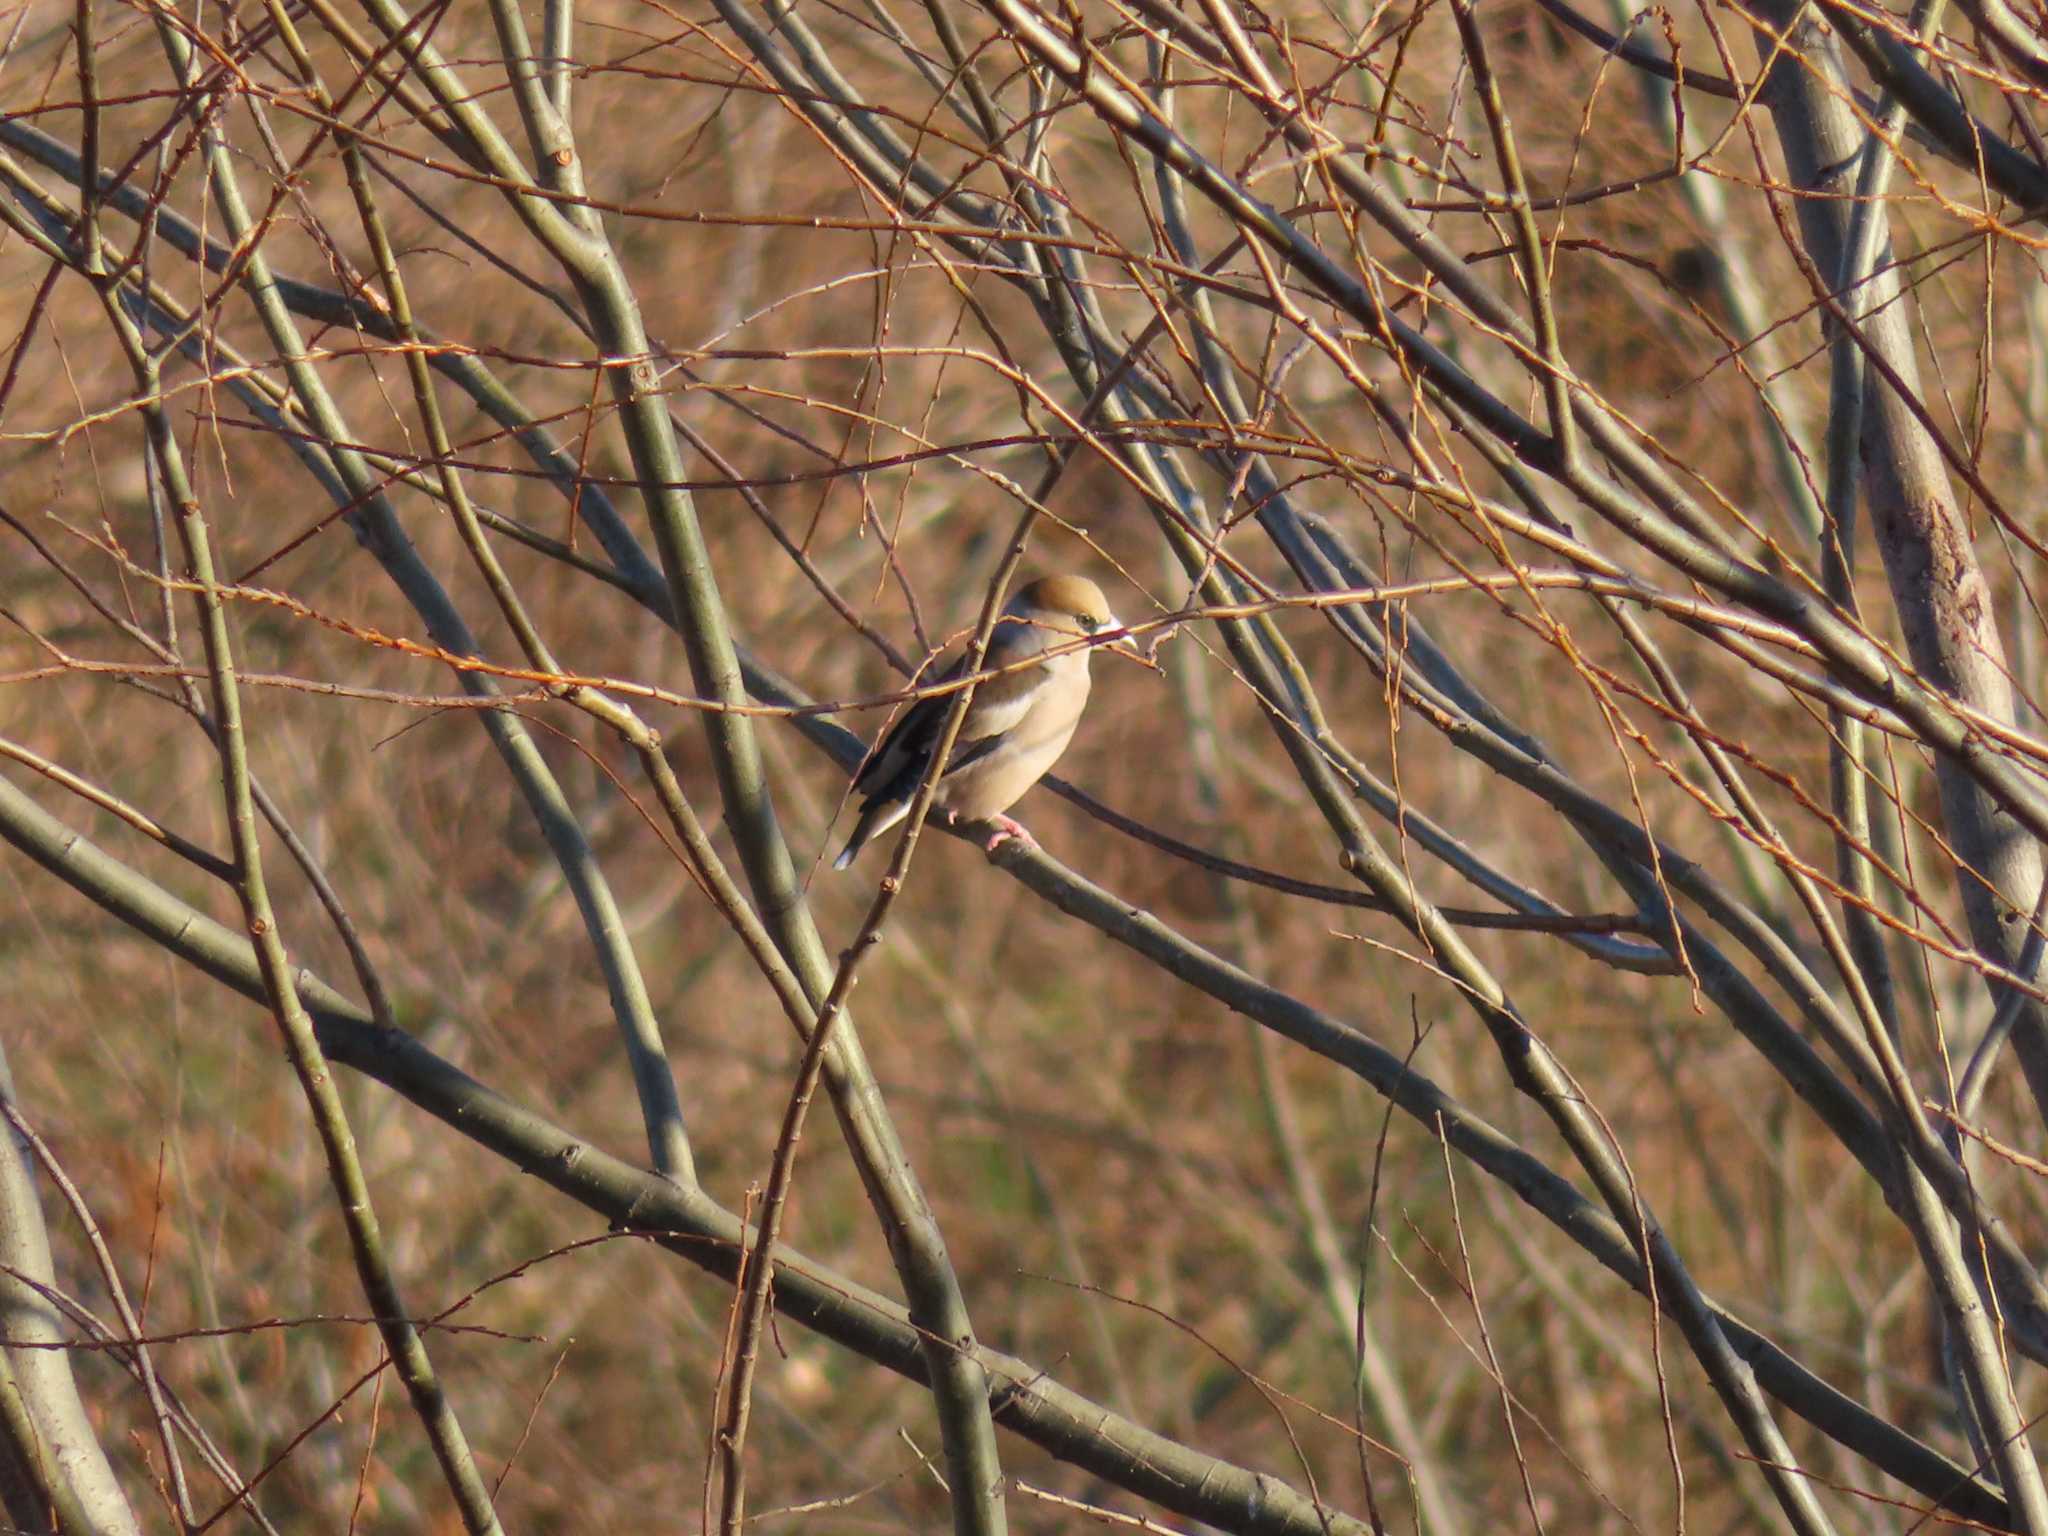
[980,813,1036,856]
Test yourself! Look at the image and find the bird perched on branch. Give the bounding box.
[833,574,1131,869]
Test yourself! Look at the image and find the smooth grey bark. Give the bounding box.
[0,732,2014,1529]
[1752,2,2048,1117]
[1751,20,2048,1518]
[317,6,1009,1519]
[0,1044,142,1536]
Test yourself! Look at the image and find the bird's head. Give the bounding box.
[1006,574,1136,653]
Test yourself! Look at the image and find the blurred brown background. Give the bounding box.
[4,0,2048,1528]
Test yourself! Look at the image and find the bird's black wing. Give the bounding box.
[852,648,1046,804]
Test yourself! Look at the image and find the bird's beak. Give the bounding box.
[1102,614,1142,655]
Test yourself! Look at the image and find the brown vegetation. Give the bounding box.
[4,0,2048,1528]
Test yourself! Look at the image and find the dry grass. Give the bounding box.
[4,0,2048,1528]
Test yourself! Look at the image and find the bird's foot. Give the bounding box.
[981,814,1037,857]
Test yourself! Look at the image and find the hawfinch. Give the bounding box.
[833,575,1127,868]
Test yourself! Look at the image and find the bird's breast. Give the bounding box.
[936,665,1091,822]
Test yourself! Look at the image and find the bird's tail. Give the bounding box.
[832,797,910,870]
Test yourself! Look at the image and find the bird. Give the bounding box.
[832,574,1129,869]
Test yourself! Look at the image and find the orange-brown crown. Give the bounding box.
[1009,575,1114,631]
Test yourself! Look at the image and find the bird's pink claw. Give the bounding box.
[982,815,1037,856]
